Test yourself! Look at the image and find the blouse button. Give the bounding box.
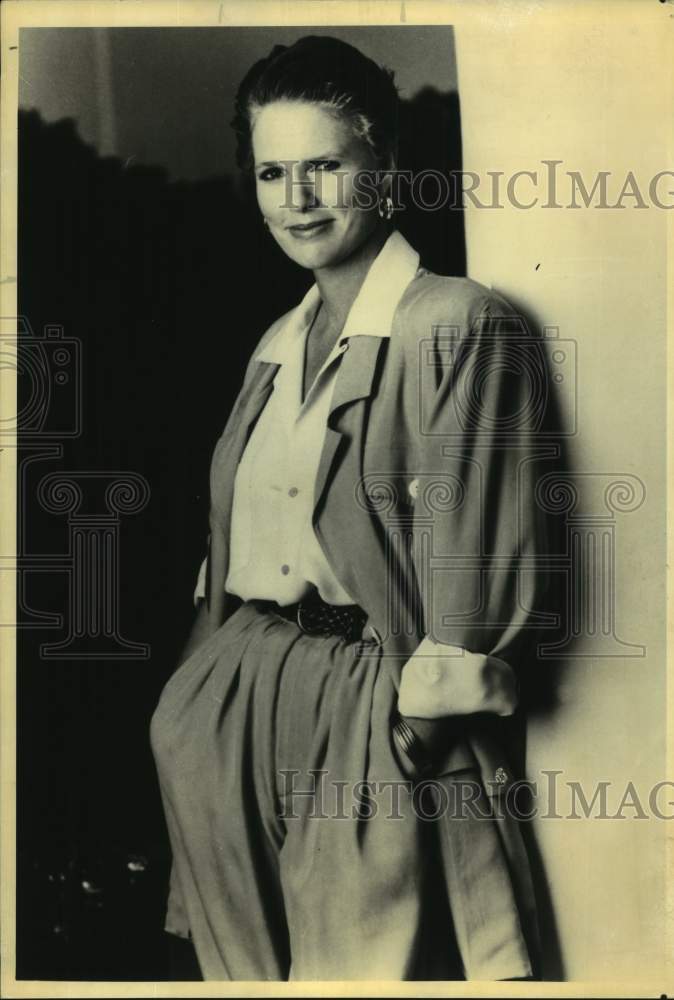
[281,564,290,575]
[288,487,299,497]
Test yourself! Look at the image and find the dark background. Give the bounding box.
[16,26,465,980]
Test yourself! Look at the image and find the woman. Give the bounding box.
[151,35,549,982]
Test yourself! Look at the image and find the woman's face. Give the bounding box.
[251,100,383,271]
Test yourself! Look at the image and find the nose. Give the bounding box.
[288,164,321,213]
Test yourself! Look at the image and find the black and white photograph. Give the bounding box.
[1,0,671,995]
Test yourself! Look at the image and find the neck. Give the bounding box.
[313,225,390,329]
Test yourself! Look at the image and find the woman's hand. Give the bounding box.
[398,636,519,720]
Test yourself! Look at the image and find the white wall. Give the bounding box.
[456,8,668,984]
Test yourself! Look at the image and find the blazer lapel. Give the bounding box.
[313,335,386,519]
[219,360,279,522]
[206,360,278,625]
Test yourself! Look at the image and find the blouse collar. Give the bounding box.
[255,229,421,365]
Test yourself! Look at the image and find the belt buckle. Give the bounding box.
[295,602,315,636]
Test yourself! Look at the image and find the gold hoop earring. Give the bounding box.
[377,195,394,221]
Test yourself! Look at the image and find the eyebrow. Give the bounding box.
[254,152,344,169]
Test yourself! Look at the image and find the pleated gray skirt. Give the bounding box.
[150,599,465,981]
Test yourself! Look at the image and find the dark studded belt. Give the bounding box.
[263,593,368,642]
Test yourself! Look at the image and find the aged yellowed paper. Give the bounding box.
[1,0,672,997]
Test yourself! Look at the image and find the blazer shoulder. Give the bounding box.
[392,270,518,347]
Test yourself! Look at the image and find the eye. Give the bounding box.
[308,160,341,173]
[258,165,285,182]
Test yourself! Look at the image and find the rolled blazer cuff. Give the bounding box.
[397,636,519,719]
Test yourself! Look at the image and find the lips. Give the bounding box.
[286,218,334,238]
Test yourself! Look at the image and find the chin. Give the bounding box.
[280,240,347,271]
